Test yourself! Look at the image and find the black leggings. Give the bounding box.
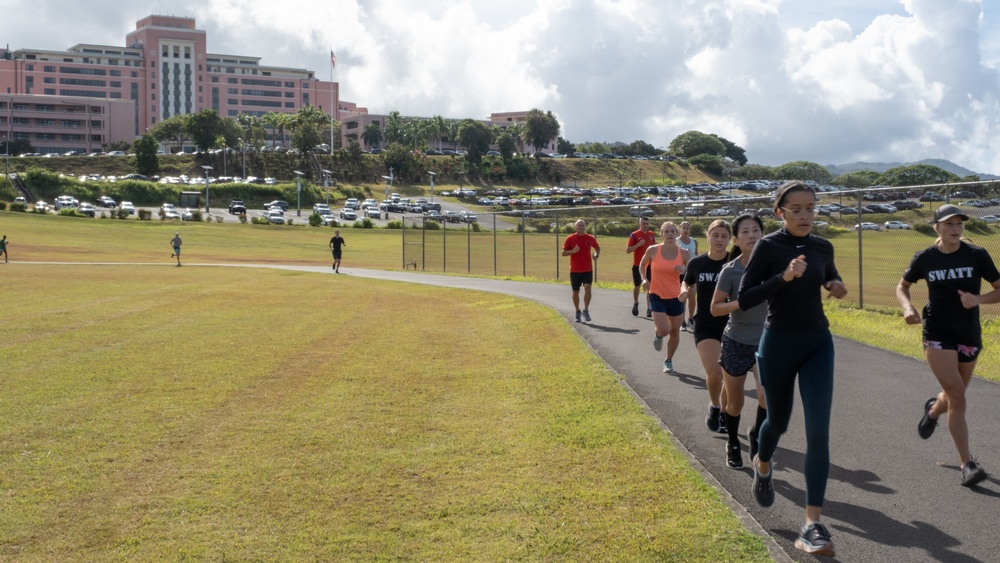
[756,327,835,507]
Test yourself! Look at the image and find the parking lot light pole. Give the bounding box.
[239,138,246,179]
[201,165,213,212]
[294,171,304,217]
[381,168,394,220]
[428,171,436,202]
[322,169,332,205]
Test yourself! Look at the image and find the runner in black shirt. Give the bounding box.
[737,181,847,557]
[680,219,731,434]
[329,230,346,273]
[897,204,1000,487]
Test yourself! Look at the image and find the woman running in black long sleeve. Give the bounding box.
[737,181,847,557]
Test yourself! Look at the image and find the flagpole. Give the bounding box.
[330,48,335,151]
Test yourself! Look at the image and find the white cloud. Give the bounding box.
[3,0,1000,173]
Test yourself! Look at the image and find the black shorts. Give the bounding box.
[631,264,651,287]
[719,334,758,376]
[693,317,727,345]
[570,271,593,292]
[923,339,982,363]
[332,250,342,260]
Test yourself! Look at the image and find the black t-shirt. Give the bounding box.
[684,253,730,330]
[738,228,841,332]
[330,236,345,252]
[902,242,1000,344]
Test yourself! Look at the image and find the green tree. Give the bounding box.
[382,142,417,180]
[496,130,517,160]
[292,122,322,153]
[669,130,726,158]
[149,114,189,153]
[522,109,560,155]
[624,140,657,157]
[729,164,773,180]
[361,122,382,151]
[688,154,724,175]
[384,111,403,146]
[711,135,747,166]
[577,141,610,155]
[432,115,448,151]
[831,170,880,189]
[457,119,492,166]
[771,160,833,184]
[876,164,959,186]
[133,134,160,176]
[186,109,225,153]
[556,136,574,156]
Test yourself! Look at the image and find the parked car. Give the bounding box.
[312,203,332,215]
[162,208,181,220]
[33,200,51,213]
[344,198,360,210]
[854,222,881,231]
[980,215,999,223]
[340,208,357,220]
[892,200,922,210]
[264,210,285,224]
[77,202,96,217]
[459,212,478,223]
[884,220,912,230]
[919,192,945,202]
[96,195,116,208]
[120,201,136,215]
[54,195,79,210]
[629,205,655,218]
[707,207,732,216]
[364,207,382,219]
[321,214,339,226]
[423,210,443,221]
[264,200,289,211]
[181,208,197,221]
[228,200,247,214]
[13,196,27,207]
[361,198,378,210]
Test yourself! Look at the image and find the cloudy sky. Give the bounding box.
[5,0,1000,174]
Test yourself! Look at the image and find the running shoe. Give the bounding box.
[748,429,759,462]
[751,455,775,507]
[646,308,652,318]
[795,522,835,557]
[680,321,688,332]
[575,310,581,323]
[726,442,743,469]
[918,397,938,439]
[632,302,639,317]
[663,359,674,373]
[653,333,663,351]
[582,310,591,322]
[961,460,987,487]
[706,405,721,432]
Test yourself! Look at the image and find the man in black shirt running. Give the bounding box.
[329,230,346,273]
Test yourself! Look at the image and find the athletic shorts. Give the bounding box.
[570,271,593,292]
[719,334,758,377]
[631,264,651,287]
[332,250,342,260]
[693,318,726,345]
[923,340,981,363]
[173,246,181,256]
[649,293,684,316]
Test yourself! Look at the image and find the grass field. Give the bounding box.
[0,213,771,559]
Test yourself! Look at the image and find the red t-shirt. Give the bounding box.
[563,233,600,273]
[628,229,656,266]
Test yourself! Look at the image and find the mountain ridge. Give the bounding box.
[825,158,998,180]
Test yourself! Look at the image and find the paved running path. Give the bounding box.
[56,261,1000,561]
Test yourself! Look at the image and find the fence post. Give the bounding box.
[856,188,864,308]
[467,220,471,273]
[493,212,497,276]
[443,219,447,273]
[522,213,527,277]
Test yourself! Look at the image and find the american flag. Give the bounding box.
[330,50,337,68]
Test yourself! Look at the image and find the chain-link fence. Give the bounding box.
[398,180,1000,318]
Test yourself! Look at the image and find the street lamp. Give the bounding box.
[238,138,246,180]
[381,168,394,220]
[201,165,213,212]
[294,170,304,217]
[428,171,436,202]
[322,169,332,205]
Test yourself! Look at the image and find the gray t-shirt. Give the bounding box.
[717,257,767,345]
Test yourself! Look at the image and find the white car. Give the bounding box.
[344,198,360,210]
[312,203,332,215]
[33,200,51,213]
[13,196,27,206]
[884,220,912,230]
[854,222,881,231]
[181,208,197,221]
[361,198,378,210]
[264,210,285,224]
[340,208,357,220]
[365,207,382,219]
[981,215,999,223]
[120,201,136,215]
[321,214,339,226]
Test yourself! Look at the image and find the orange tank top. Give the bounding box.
[650,244,684,299]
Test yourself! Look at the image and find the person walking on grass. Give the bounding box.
[711,214,768,470]
[562,219,600,323]
[169,232,182,267]
[330,230,346,273]
[737,181,847,557]
[627,216,656,317]
[896,204,1000,488]
[0,235,8,263]
[640,221,690,373]
[680,219,732,434]
[678,220,698,331]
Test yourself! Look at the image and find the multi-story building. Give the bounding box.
[0,14,345,155]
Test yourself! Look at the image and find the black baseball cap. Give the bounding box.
[932,204,968,223]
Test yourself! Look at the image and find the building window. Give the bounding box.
[44,77,55,84]
[25,64,33,71]
[285,102,295,108]
[110,81,121,88]
[44,65,55,72]
[284,92,294,98]
[285,81,294,88]
[44,88,56,95]
[110,70,121,77]
[131,71,138,78]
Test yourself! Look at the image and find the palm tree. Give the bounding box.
[361,122,382,151]
[448,119,461,151]
[433,115,447,151]
[261,112,281,148]
[384,111,403,146]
